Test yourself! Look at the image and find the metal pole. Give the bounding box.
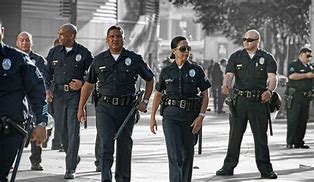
[70,0,77,25]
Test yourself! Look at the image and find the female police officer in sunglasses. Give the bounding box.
[150,36,211,182]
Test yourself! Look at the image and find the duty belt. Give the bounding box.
[55,84,76,92]
[101,95,135,106]
[234,89,264,100]
[163,98,201,111]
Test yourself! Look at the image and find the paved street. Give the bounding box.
[11,105,314,182]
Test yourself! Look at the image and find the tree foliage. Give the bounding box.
[172,0,311,74]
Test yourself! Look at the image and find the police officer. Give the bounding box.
[216,29,278,179]
[150,36,210,182]
[211,61,224,113]
[77,25,154,182]
[45,23,93,179]
[0,21,48,182]
[16,31,48,171]
[285,47,314,149]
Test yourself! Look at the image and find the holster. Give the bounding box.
[159,94,166,116]
[225,93,237,118]
[284,87,296,109]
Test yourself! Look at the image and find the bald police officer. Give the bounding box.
[45,23,93,179]
[77,25,154,182]
[216,29,278,179]
[0,21,48,182]
[16,31,48,171]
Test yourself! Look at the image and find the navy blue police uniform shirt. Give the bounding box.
[155,61,211,120]
[0,43,48,124]
[86,48,154,96]
[45,42,93,91]
[287,59,314,91]
[226,49,277,90]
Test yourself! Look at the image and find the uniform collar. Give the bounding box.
[59,41,79,53]
[297,59,309,67]
[169,60,191,70]
[104,47,126,59]
[0,42,4,55]
[243,48,262,58]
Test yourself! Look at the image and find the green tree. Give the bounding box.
[172,0,311,74]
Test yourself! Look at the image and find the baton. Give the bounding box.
[4,118,28,182]
[198,126,202,154]
[114,90,144,140]
[267,104,273,136]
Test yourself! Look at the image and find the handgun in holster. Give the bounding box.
[159,94,167,116]
[284,87,296,109]
[225,93,237,118]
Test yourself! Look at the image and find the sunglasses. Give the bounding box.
[178,46,191,52]
[306,54,312,58]
[242,38,258,42]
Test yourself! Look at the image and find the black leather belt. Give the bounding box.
[163,98,201,111]
[55,84,73,92]
[234,89,264,100]
[101,95,135,106]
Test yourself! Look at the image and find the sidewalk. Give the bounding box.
[13,111,314,182]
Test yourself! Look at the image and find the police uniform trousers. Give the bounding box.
[94,132,102,168]
[52,91,80,172]
[286,93,310,146]
[28,110,42,166]
[0,132,23,182]
[162,106,196,182]
[96,101,135,182]
[222,96,273,174]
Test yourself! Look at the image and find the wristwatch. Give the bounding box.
[37,122,47,127]
[199,112,206,118]
[143,99,149,105]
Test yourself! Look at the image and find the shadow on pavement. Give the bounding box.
[194,167,313,182]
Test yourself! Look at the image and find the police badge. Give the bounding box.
[2,58,11,70]
[125,57,132,66]
[189,69,196,77]
[259,57,265,65]
[75,54,82,62]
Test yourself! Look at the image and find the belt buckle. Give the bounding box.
[179,100,186,108]
[64,85,69,92]
[112,98,119,105]
[246,91,251,98]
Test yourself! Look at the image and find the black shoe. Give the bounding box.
[286,144,293,149]
[261,171,277,179]
[31,163,43,171]
[96,166,101,172]
[77,156,81,166]
[216,168,234,176]
[294,144,310,149]
[58,146,65,152]
[64,170,75,179]
[51,145,61,150]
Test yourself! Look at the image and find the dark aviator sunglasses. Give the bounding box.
[178,46,191,52]
[242,38,258,42]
